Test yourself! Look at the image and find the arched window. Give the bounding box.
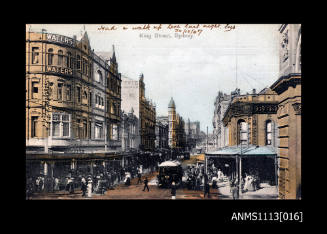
[48,48,54,65]
[66,52,72,68]
[265,120,275,146]
[97,70,103,83]
[57,50,63,66]
[237,119,248,145]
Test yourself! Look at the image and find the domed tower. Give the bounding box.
[168,97,176,148]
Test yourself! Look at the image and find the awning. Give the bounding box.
[205,145,277,157]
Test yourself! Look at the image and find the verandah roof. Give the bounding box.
[205,145,277,157]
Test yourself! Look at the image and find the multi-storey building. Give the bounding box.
[168,97,186,149]
[222,88,279,149]
[121,74,156,151]
[212,91,232,149]
[185,118,200,151]
[155,116,169,149]
[26,29,121,153]
[271,24,301,199]
[120,109,138,151]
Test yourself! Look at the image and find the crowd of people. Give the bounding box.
[183,163,225,191]
[26,152,167,199]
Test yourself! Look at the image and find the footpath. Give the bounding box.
[217,181,278,200]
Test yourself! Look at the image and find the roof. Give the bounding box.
[206,145,277,157]
[158,160,181,167]
[95,51,114,61]
[168,97,176,108]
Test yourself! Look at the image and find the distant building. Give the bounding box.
[168,97,186,149]
[120,108,138,151]
[185,119,200,151]
[155,116,169,149]
[121,74,156,150]
[212,91,232,150]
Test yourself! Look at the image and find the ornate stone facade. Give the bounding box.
[26,29,121,153]
[271,24,301,199]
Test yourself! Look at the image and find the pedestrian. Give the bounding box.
[137,172,142,185]
[142,177,149,192]
[204,182,210,198]
[87,177,93,198]
[35,177,40,192]
[171,181,176,200]
[81,177,87,197]
[39,177,44,193]
[230,180,239,200]
[54,177,59,191]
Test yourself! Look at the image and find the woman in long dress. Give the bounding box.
[87,178,93,198]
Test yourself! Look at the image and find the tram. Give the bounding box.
[157,160,183,188]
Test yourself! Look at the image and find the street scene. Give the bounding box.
[26,24,301,200]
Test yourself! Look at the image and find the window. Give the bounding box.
[32,82,39,99]
[89,92,92,106]
[32,47,39,64]
[95,122,103,139]
[48,48,54,65]
[97,70,103,83]
[58,50,63,65]
[62,114,70,137]
[66,52,72,68]
[83,91,88,100]
[66,85,71,101]
[112,124,118,140]
[238,120,248,145]
[57,83,63,100]
[52,113,60,137]
[31,116,38,138]
[83,120,87,139]
[77,87,81,103]
[266,120,273,146]
[76,55,81,70]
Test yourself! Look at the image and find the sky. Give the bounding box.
[28,24,280,133]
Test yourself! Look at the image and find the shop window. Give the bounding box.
[58,50,63,65]
[32,47,39,64]
[48,48,54,65]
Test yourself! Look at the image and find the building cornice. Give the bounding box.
[270,73,301,95]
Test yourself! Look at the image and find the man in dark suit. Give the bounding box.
[142,177,149,192]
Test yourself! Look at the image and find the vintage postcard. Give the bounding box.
[25,24,301,201]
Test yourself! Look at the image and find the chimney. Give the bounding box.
[252,89,256,94]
